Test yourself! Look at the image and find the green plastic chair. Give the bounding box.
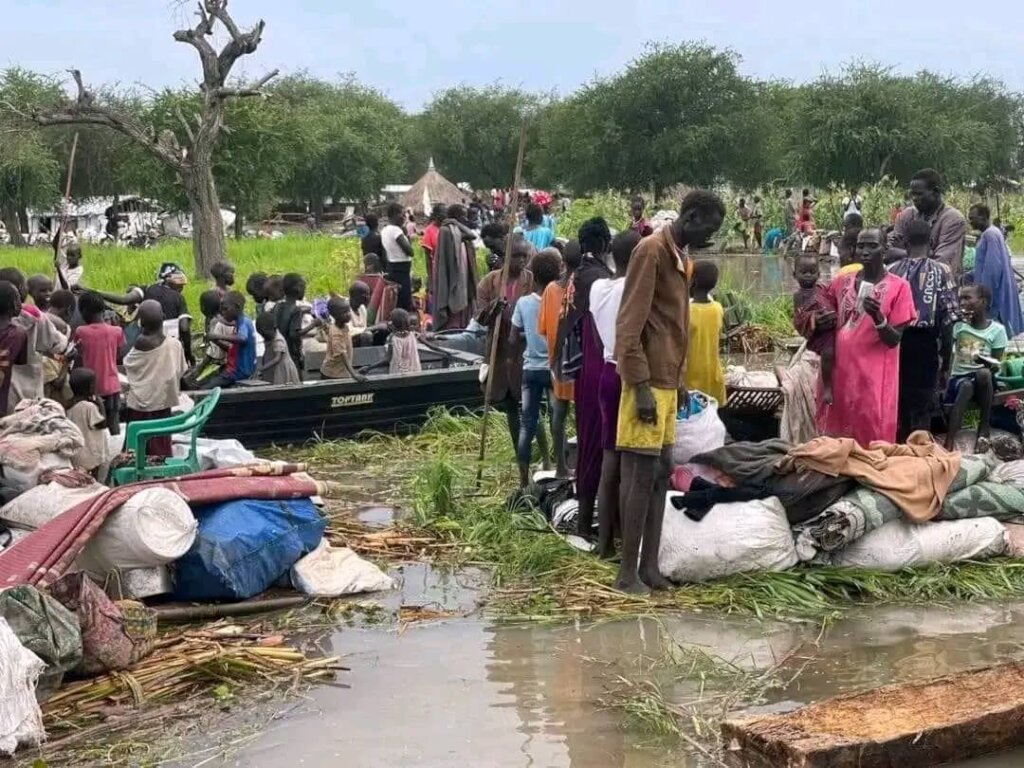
[110,388,222,486]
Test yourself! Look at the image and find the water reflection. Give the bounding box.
[223,597,1024,768]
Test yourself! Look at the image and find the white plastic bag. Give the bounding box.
[830,518,1008,571]
[0,617,45,756]
[291,540,394,597]
[171,435,256,470]
[672,393,727,465]
[0,479,106,530]
[991,460,1024,488]
[76,487,197,576]
[658,495,797,583]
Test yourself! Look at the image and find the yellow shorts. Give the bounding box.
[616,385,677,455]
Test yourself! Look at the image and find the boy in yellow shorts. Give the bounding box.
[614,190,726,595]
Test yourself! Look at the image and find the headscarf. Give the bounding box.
[157,262,188,286]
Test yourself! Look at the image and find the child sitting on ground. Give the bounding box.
[124,300,188,458]
[202,292,257,389]
[256,311,301,385]
[686,261,727,405]
[945,284,1008,453]
[792,252,837,404]
[66,368,110,478]
[383,308,421,375]
[72,292,125,434]
[320,297,366,381]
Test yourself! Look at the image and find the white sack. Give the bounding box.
[0,479,106,530]
[830,517,1008,571]
[172,435,256,470]
[291,540,394,597]
[76,487,196,575]
[991,460,1024,488]
[0,618,45,756]
[1,453,73,494]
[658,495,797,583]
[672,393,727,466]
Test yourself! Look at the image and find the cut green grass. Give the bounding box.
[291,408,1024,622]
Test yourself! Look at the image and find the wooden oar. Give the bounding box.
[476,121,528,487]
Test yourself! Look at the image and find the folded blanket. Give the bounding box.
[794,455,991,560]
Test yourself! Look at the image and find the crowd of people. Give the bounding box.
[0,167,1019,595]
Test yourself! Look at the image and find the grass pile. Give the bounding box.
[301,408,1024,621]
[39,615,343,753]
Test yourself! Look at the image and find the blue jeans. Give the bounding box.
[518,368,551,465]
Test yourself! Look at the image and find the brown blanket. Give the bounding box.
[776,431,961,522]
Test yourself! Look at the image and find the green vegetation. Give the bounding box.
[295,408,1024,622]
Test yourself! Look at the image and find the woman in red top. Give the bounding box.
[72,292,125,434]
[420,204,445,313]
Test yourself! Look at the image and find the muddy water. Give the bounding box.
[202,563,1024,768]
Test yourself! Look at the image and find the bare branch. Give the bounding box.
[213,69,279,99]
[173,3,219,85]
[67,69,94,105]
[175,106,196,144]
[205,0,241,41]
[194,1,214,36]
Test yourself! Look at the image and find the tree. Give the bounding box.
[418,86,542,190]
[0,68,64,244]
[276,75,407,222]
[787,66,1024,188]
[7,1,278,275]
[535,44,762,196]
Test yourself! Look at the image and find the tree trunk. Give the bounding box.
[233,210,243,239]
[311,196,324,227]
[16,206,28,237]
[2,203,26,247]
[184,163,225,277]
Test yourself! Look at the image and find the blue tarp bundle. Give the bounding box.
[174,498,325,601]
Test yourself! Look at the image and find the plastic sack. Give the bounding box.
[49,572,155,675]
[991,459,1024,488]
[672,392,727,466]
[658,495,797,583]
[76,487,197,576]
[0,478,106,531]
[0,618,45,756]
[1,453,74,494]
[291,541,393,597]
[0,585,82,697]
[829,517,1008,571]
[174,497,325,601]
[171,435,257,470]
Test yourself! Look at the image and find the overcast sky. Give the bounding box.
[6,0,1023,109]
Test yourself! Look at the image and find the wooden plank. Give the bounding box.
[722,662,1024,768]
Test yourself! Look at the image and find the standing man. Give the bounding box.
[381,202,415,311]
[893,168,967,279]
[969,203,1023,338]
[783,189,797,235]
[613,190,725,594]
[751,195,764,251]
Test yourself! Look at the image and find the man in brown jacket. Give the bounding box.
[613,190,725,594]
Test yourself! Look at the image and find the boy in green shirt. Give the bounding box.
[945,284,1008,452]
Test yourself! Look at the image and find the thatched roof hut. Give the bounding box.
[401,159,465,215]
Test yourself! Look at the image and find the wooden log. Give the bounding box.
[722,662,1024,768]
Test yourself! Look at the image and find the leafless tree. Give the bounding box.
[17,1,278,275]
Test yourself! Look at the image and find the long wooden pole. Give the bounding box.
[52,131,79,283]
[476,121,528,486]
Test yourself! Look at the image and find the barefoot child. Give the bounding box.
[320,297,366,382]
[945,284,1008,452]
[72,292,125,434]
[685,261,726,404]
[256,311,301,385]
[792,253,837,404]
[124,300,188,457]
[383,308,421,375]
[66,368,110,478]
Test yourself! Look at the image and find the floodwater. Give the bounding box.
[180,562,1024,768]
